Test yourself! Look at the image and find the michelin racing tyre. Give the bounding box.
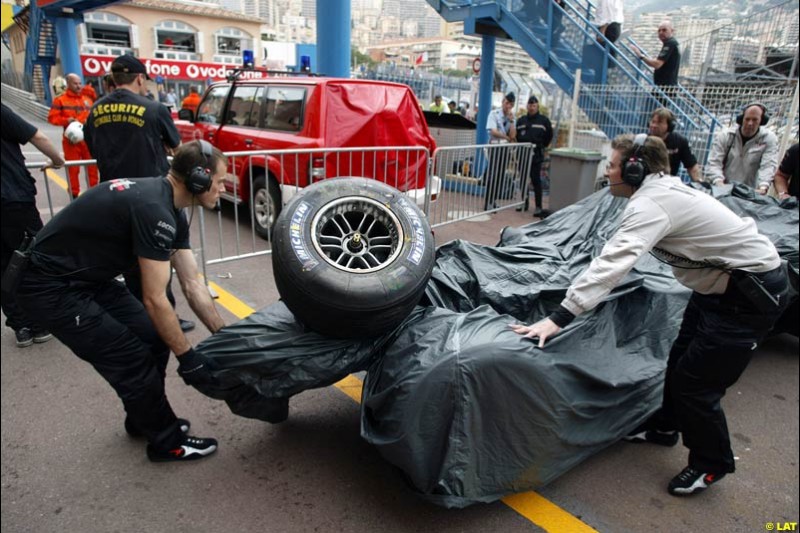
[272,177,435,338]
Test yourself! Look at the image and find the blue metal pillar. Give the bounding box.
[475,35,496,145]
[53,16,83,81]
[316,0,350,78]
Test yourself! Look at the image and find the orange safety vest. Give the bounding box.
[48,89,92,128]
[181,93,202,114]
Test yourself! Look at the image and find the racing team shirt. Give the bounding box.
[653,36,681,86]
[84,89,181,181]
[30,178,190,282]
[705,126,780,189]
[560,173,781,318]
[663,131,697,177]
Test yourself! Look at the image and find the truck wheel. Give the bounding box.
[272,177,435,338]
[252,175,281,240]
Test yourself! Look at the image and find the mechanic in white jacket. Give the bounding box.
[511,134,788,497]
[704,103,779,193]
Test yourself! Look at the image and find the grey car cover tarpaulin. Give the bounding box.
[195,184,798,507]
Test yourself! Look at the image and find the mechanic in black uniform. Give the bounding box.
[515,95,553,217]
[774,143,798,200]
[17,141,227,463]
[647,107,700,182]
[84,54,193,331]
[1,103,64,347]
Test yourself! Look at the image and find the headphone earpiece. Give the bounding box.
[736,102,770,126]
[666,111,676,133]
[186,140,213,195]
[622,133,649,187]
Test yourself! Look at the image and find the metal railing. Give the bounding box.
[25,144,538,276]
[556,83,799,176]
[427,143,534,227]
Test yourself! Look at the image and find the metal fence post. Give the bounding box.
[568,69,581,148]
[778,81,800,160]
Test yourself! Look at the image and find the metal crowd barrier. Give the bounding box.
[26,143,540,278]
[425,143,536,227]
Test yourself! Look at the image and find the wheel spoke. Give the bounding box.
[312,196,405,273]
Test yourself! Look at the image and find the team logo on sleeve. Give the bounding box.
[108,179,136,191]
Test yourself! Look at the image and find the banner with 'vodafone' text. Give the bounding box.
[80,54,271,82]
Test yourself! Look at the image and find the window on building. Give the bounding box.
[83,12,131,47]
[214,27,253,64]
[153,20,200,57]
[264,86,306,132]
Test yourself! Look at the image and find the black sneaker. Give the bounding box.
[15,328,33,348]
[147,435,218,462]
[668,466,726,496]
[125,417,191,439]
[32,329,53,344]
[179,318,196,332]
[624,429,679,446]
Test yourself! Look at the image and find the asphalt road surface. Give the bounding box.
[2,103,797,533]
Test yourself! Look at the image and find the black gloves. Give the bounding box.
[177,348,217,387]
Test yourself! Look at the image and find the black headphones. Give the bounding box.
[736,102,770,126]
[665,109,676,132]
[185,139,213,195]
[622,133,650,187]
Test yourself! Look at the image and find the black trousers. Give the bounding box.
[1,203,44,332]
[602,22,621,59]
[645,266,788,474]
[17,271,184,452]
[520,158,544,209]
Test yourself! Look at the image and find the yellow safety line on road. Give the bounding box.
[45,168,68,190]
[209,282,598,533]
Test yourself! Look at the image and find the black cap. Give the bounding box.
[505,92,516,103]
[528,95,539,104]
[110,55,150,80]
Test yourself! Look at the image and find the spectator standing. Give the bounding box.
[773,143,798,200]
[594,0,623,59]
[17,142,227,463]
[485,92,517,210]
[166,89,178,109]
[633,21,681,105]
[47,73,99,199]
[448,100,459,115]
[429,95,447,114]
[512,134,788,497]
[515,95,554,216]
[1,103,64,347]
[647,108,700,182]
[705,103,779,194]
[181,86,202,117]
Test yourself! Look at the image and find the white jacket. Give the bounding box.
[705,126,779,189]
[561,174,781,317]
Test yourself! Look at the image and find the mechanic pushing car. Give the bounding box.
[511,134,788,497]
[15,141,227,463]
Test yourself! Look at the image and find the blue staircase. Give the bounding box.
[23,1,58,104]
[427,0,722,146]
